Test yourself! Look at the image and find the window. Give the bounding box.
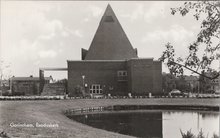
[117,71,127,77]
[89,84,103,94]
[117,71,128,81]
[104,16,114,22]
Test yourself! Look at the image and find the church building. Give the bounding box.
[67,4,162,96]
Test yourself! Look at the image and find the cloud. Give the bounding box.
[121,4,144,21]
[3,2,63,42]
[144,2,167,23]
[121,2,168,23]
[23,15,63,41]
[139,25,196,59]
[61,27,83,38]
[16,39,39,61]
[78,5,102,24]
[83,18,89,22]
[88,5,103,17]
[39,33,55,40]
[141,25,194,43]
[130,4,144,21]
[2,2,65,60]
[33,60,40,66]
[39,50,57,58]
[61,31,69,37]
[73,30,83,38]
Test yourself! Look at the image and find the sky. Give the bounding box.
[1,1,219,79]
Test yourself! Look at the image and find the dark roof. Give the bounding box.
[84,4,138,60]
[11,77,52,81]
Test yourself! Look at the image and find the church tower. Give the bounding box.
[67,4,162,97]
[83,4,138,60]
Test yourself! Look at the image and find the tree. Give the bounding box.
[0,60,11,81]
[0,60,11,96]
[160,1,220,80]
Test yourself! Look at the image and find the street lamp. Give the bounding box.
[81,75,86,96]
[82,75,85,87]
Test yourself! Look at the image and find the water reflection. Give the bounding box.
[163,111,219,138]
[70,110,219,138]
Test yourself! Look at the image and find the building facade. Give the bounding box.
[11,76,52,96]
[67,4,162,96]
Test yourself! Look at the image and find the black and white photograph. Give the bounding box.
[0,1,220,138]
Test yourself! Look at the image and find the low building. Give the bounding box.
[10,76,52,96]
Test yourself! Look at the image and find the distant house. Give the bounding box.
[10,76,52,96]
[184,75,199,93]
[162,73,199,93]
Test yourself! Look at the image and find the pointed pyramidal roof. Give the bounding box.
[84,4,138,60]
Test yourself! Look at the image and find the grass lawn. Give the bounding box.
[0,98,220,138]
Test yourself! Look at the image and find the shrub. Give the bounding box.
[180,129,195,138]
[180,129,219,138]
[212,133,220,138]
[197,129,206,138]
[0,131,9,138]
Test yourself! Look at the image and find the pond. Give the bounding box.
[69,110,219,138]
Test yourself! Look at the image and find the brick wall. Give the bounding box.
[67,59,162,96]
[153,61,162,94]
[68,61,128,96]
[127,59,154,95]
[12,81,39,96]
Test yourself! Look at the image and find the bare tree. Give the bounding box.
[0,60,11,80]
